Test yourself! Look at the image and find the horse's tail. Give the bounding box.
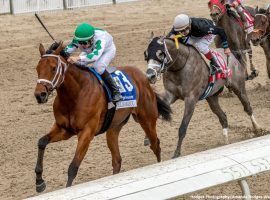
[155,93,172,122]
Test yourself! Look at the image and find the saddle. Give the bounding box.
[200,49,232,100]
[81,66,137,135]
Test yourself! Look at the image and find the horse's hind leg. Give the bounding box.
[35,123,73,193]
[230,83,260,135]
[206,95,229,144]
[136,113,161,162]
[106,124,126,174]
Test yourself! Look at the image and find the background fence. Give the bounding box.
[0,0,137,14]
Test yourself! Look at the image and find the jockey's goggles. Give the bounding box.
[78,37,94,46]
[177,26,190,34]
[78,40,88,45]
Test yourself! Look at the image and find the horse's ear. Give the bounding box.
[208,1,211,9]
[150,31,154,40]
[54,40,63,55]
[255,6,259,14]
[39,43,45,56]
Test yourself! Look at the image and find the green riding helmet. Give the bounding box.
[74,23,95,41]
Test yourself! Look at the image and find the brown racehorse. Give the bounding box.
[208,0,258,80]
[34,42,171,192]
[250,6,270,79]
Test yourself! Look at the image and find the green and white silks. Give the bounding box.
[65,29,116,75]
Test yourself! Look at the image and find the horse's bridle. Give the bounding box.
[37,54,68,92]
[253,14,270,41]
[210,5,224,22]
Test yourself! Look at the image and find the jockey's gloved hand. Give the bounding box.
[225,4,231,10]
[60,50,70,59]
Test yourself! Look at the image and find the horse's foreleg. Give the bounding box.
[247,45,259,80]
[35,123,73,193]
[106,127,123,174]
[206,95,229,144]
[66,126,94,187]
[173,97,196,158]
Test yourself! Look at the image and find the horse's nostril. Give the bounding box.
[40,92,47,98]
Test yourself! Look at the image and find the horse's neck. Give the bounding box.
[57,64,95,100]
[217,13,245,50]
[166,40,190,71]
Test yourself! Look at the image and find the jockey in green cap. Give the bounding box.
[64,22,122,103]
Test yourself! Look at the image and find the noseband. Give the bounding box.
[37,54,68,91]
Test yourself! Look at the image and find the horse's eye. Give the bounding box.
[52,67,57,73]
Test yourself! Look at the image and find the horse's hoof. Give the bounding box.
[247,70,259,80]
[36,181,46,193]
[172,152,181,159]
[144,138,150,146]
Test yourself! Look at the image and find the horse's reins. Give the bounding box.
[37,54,68,91]
[163,37,190,72]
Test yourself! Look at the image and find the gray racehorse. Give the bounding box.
[145,36,260,158]
[250,6,270,79]
[208,0,258,80]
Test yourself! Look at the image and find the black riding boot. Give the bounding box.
[210,57,222,75]
[101,70,123,103]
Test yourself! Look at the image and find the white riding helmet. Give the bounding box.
[173,14,190,31]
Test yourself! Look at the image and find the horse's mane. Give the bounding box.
[163,36,197,51]
[46,41,70,59]
[45,42,93,73]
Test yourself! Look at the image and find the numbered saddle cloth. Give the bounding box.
[111,70,137,109]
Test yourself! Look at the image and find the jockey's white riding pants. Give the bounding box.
[80,43,116,75]
[186,34,215,55]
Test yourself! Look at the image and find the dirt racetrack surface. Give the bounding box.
[0,0,270,199]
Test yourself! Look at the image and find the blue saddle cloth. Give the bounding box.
[88,67,137,108]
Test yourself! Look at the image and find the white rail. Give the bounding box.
[0,0,138,14]
[26,135,270,200]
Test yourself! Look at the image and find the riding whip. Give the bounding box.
[35,13,56,42]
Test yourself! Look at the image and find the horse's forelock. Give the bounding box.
[258,8,267,14]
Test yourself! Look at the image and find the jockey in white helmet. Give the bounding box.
[64,22,122,103]
[168,14,231,75]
